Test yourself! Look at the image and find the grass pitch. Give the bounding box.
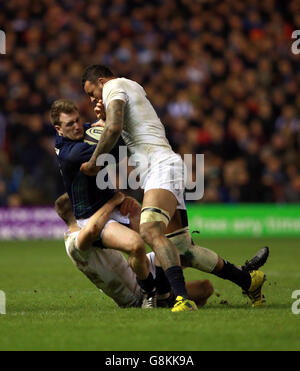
[0,237,299,351]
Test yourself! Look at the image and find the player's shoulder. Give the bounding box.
[104,77,123,89]
[104,77,139,91]
[55,135,72,159]
[57,138,91,163]
[103,78,132,105]
[67,141,94,162]
[64,230,81,255]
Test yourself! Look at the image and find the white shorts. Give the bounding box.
[76,208,130,238]
[138,149,187,210]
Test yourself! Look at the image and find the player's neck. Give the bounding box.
[69,224,80,233]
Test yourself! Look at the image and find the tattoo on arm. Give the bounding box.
[89,99,125,165]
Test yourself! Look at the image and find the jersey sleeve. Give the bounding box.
[67,142,97,165]
[83,122,92,130]
[103,79,128,109]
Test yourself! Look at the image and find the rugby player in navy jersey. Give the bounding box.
[50,99,154,305]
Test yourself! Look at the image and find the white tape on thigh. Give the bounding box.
[140,207,171,227]
[166,229,218,273]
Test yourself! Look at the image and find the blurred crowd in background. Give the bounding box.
[0,0,300,206]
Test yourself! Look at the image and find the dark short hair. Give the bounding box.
[50,99,78,127]
[81,64,114,88]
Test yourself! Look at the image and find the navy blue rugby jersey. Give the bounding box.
[55,123,116,219]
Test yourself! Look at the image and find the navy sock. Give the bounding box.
[165,265,188,298]
[137,272,155,293]
[216,260,251,291]
[155,266,172,295]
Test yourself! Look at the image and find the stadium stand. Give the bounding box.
[0,0,300,206]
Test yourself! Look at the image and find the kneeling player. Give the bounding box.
[55,192,214,308]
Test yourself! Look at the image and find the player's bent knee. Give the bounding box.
[130,235,146,257]
[166,229,219,273]
[140,221,164,244]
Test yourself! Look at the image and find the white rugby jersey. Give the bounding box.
[64,230,141,308]
[102,77,172,154]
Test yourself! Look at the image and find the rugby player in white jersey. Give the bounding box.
[55,191,214,309]
[80,65,268,311]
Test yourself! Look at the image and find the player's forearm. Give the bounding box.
[86,205,113,236]
[89,100,124,166]
[77,204,113,251]
[85,197,120,237]
[88,124,120,165]
[77,193,125,250]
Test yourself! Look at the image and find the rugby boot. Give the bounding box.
[242,247,269,272]
[244,270,266,307]
[171,296,198,312]
[141,288,157,308]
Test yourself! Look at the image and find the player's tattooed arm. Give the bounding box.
[80,99,125,176]
[90,99,124,163]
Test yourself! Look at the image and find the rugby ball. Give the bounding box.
[84,127,104,145]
